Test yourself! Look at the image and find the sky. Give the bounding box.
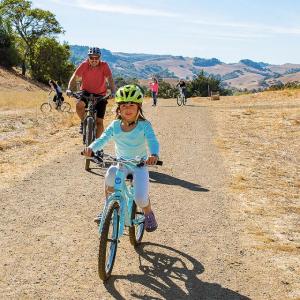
[31,0,300,65]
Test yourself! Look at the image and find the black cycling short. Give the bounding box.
[53,93,64,102]
[80,91,107,119]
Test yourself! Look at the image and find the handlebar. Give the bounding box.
[80,151,163,166]
[69,91,111,102]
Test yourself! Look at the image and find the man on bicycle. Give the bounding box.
[176,78,187,101]
[66,47,116,138]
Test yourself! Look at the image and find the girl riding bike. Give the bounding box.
[83,84,160,232]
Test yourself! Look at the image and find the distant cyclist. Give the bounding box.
[66,47,116,138]
[49,80,64,109]
[83,85,160,232]
[176,79,187,101]
[149,77,159,106]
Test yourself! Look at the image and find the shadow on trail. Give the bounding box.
[104,242,250,300]
[149,171,209,192]
[156,104,206,108]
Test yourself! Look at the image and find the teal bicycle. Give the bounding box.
[96,155,162,281]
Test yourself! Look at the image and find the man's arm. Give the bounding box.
[67,71,82,91]
[107,75,116,96]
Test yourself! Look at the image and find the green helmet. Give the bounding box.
[115,85,143,104]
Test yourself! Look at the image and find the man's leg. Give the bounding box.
[76,100,85,121]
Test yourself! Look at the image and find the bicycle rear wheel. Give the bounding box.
[98,201,120,281]
[176,95,182,106]
[129,202,145,247]
[40,103,52,113]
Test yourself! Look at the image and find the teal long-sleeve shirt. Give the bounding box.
[89,119,160,160]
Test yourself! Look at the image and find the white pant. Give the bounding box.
[105,165,149,208]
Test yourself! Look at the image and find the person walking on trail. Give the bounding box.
[49,80,64,109]
[149,77,159,106]
[66,46,116,138]
[176,78,188,102]
[83,84,159,232]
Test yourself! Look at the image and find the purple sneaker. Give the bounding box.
[144,211,158,232]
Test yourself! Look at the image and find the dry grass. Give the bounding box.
[195,89,300,295]
[0,90,47,109]
[0,90,115,188]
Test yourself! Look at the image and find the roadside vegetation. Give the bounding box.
[0,0,75,86]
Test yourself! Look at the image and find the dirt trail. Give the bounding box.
[0,99,288,299]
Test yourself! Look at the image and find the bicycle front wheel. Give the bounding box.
[40,103,52,113]
[84,117,94,170]
[98,201,120,281]
[176,96,182,106]
[60,102,71,112]
[85,117,94,146]
[129,202,145,247]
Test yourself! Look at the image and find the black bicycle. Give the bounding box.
[71,92,110,170]
[40,91,71,113]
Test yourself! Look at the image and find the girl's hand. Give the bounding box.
[83,147,93,157]
[146,155,158,165]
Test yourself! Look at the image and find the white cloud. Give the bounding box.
[188,19,300,36]
[53,0,180,17]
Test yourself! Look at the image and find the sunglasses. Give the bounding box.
[89,56,100,61]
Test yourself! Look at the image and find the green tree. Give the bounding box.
[0,0,63,75]
[188,70,231,97]
[0,16,20,67]
[114,76,140,89]
[157,80,177,98]
[30,37,75,85]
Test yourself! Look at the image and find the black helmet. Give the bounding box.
[88,47,101,56]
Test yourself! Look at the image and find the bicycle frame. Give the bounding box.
[83,96,97,143]
[98,161,144,239]
[71,92,109,145]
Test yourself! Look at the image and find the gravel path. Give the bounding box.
[0,99,283,299]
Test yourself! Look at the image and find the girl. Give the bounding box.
[49,80,64,109]
[149,77,159,106]
[84,84,159,232]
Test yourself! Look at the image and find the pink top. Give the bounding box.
[149,82,159,93]
[75,60,112,94]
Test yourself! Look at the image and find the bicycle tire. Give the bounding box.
[84,117,94,170]
[129,202,145,247]
[98,201,119,281]
[176,95,182,106]
[85,117,94,146]
[40,103,52,113]
[182,96,187,106]
[60,102,71,112]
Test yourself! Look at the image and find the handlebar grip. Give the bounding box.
[81,151,94,157]
[156,160,163,166]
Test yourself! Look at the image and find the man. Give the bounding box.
[67,47,116,138]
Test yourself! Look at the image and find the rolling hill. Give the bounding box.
[70,45,300,91]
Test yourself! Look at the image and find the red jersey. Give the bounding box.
[75,60,112,95]
[149,82,159,93]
